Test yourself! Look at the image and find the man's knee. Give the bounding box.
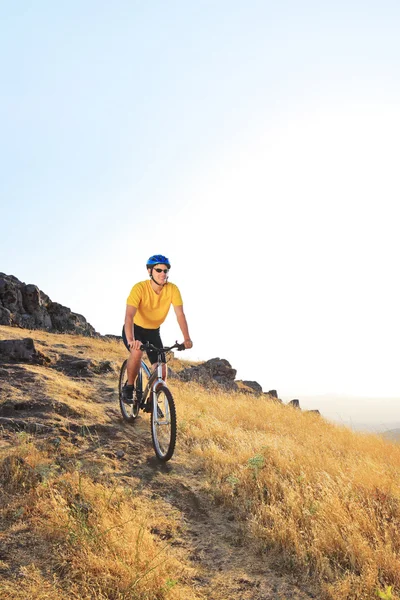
[128,349,143,365]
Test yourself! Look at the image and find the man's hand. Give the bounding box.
[184,338,193,349]
[128,340,142,351]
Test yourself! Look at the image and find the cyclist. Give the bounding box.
[122,254,193,403]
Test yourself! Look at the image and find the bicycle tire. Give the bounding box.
[150,385,177,461]
[118,359,140,422]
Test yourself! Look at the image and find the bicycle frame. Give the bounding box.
[138,357,167,408]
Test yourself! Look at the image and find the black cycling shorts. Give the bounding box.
[122,324,165,365]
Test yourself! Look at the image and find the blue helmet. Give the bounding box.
[146,254,171,269]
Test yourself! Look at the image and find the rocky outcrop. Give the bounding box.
[0,338,117,378]
[177,359,282,402]
[175,360,317,413]
[0,273,98,336]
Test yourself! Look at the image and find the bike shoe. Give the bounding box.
[122,384,134,404]
[144,401,152,413]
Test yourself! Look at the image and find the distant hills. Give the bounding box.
[381,429,400,442]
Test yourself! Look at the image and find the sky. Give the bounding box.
[1,1,400,430]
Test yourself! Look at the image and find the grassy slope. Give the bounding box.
[0,325,399,600]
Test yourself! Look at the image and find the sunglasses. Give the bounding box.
[154,268,169,273]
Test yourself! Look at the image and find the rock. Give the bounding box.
[306,409,320,416]
[268,389,278,398]
[178,358,238,390]
[0,306,12,326]
[167,366,180,379]
[0,338,50,365]
[288,399,300,409]
[263,391,282,402]
[47,302,96,336]
[96,360,115,373]
[69,359,91,370]
[237,380,263,394]
[0,273,98,336]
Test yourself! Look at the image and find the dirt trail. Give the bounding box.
[92,380,317,600]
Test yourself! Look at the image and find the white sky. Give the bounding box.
[1,1,399,428]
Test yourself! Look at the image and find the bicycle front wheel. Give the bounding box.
[150,385,177,461]
[118,359,140,422]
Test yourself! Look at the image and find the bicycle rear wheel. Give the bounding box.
[118,359,140,422]
[150,385,177,461]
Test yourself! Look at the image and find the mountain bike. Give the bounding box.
[118,341,185,461]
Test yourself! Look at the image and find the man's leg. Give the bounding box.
[122,348,143,403]
[127,348,143,385]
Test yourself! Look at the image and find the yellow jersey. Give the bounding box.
[126,280,183,329]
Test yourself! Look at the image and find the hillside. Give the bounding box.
[1,325,400,600]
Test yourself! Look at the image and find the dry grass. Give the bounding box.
[0,326,201,599]
[1,325,399,599]
[175,382,400,600]
[0,434,199,600]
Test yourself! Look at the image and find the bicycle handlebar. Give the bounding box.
[140,341,186,353]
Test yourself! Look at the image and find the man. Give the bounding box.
[122,254,193,403]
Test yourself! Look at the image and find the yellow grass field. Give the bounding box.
[0,325,399,599]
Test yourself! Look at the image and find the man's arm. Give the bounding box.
[124,305,138,349]
[173,305,193,349]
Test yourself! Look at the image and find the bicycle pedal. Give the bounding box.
[144,402,152,413]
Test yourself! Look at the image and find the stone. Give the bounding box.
[178,357,238,390]
[0,306,12,326]
[0,338,49,365]
[238,380,263,394]
[288,399,300,409]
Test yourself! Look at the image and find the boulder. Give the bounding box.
[288,399,300,409]
[240,380,263,394]
[263,391,282,402]
[306,409,320,416]
[236,380,264,395]
[0,338,49,365]
[179,357,238,390]
[0,306,12,326]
